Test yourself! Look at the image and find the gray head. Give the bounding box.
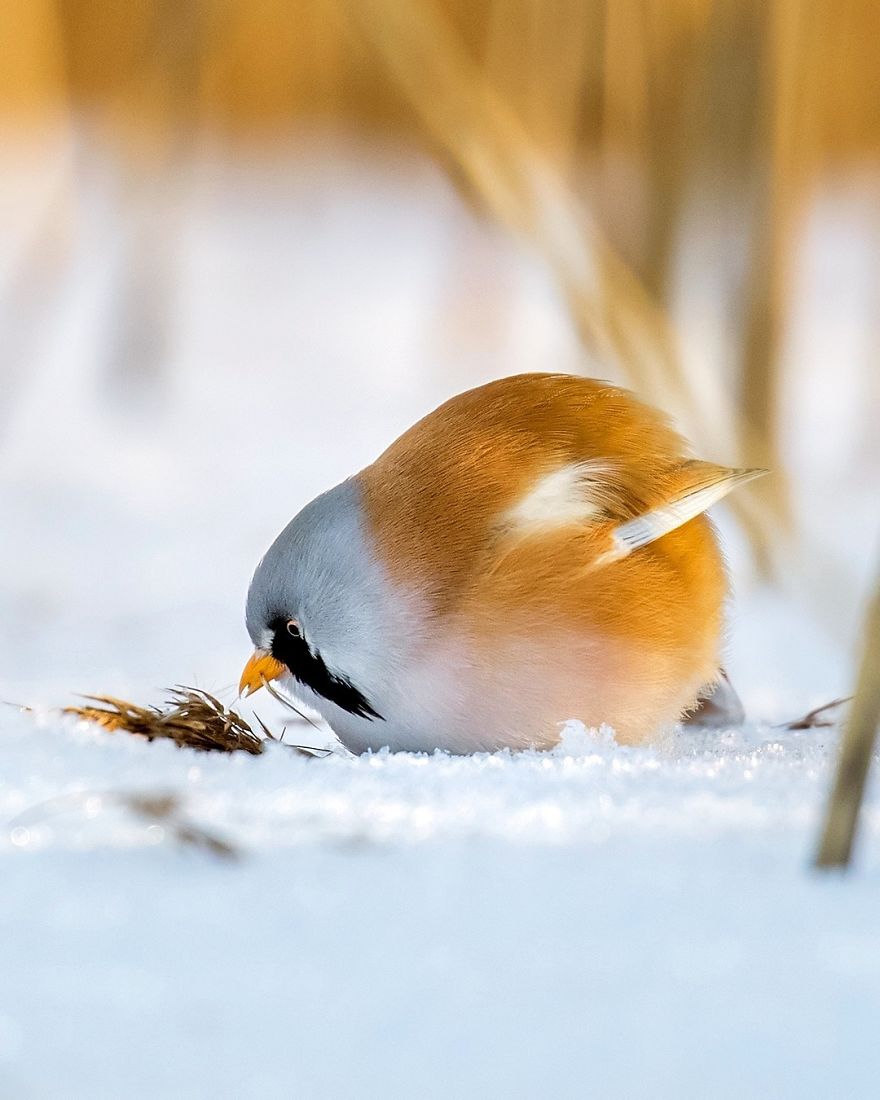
[244,477,419,726]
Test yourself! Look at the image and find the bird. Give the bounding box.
[240,373,762,753]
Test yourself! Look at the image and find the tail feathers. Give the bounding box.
[598,463,766,565]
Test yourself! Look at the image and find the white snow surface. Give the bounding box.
[2,130,880,1098]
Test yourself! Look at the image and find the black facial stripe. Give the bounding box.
[269,619,383,721]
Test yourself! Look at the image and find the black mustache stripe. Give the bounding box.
[269,621,383,721]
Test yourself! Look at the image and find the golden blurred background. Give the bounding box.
[2,0,879,699]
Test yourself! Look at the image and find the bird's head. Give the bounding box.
[240,477,413,724]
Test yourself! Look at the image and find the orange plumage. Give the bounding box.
[360,374,740,745]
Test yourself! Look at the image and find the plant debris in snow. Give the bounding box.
[64,687,331,758]
[777,696,851,730]
[9,788,240,860]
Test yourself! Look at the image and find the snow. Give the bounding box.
[3,710,880,1099]
[2,129,880,1098]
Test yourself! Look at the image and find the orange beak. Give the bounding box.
[239,650,287,697]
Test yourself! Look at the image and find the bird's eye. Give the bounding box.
[286,620,301,638]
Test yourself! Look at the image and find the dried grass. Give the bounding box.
[778,697,850,731]
[64,686,331,759]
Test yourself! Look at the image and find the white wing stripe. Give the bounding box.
[610,468,765,558]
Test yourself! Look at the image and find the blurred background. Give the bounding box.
[1,0,879,714]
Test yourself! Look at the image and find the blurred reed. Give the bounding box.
[4,1,878,549]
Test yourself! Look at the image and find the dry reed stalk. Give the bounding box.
[716,0,878,564]
[340,0,728,465]
[815,569,880,868]
[485,0,601,175]
[778,697,850,732]
[599,0,713,302]
[0,0,66,117]
[732,0,805,557]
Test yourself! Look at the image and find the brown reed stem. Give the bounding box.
[815,566,880,869]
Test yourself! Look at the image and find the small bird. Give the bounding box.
[240,374,761,753]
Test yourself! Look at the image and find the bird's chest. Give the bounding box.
[321,628,633,754]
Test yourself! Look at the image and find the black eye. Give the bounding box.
[286,620,301,638]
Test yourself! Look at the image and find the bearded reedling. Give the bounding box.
[241,374,761,753]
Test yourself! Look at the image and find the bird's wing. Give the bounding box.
[501,458,630,532]
[502,458,764,558]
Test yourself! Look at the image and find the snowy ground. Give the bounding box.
[2,129,880,1098]
[3,712,880,1100]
